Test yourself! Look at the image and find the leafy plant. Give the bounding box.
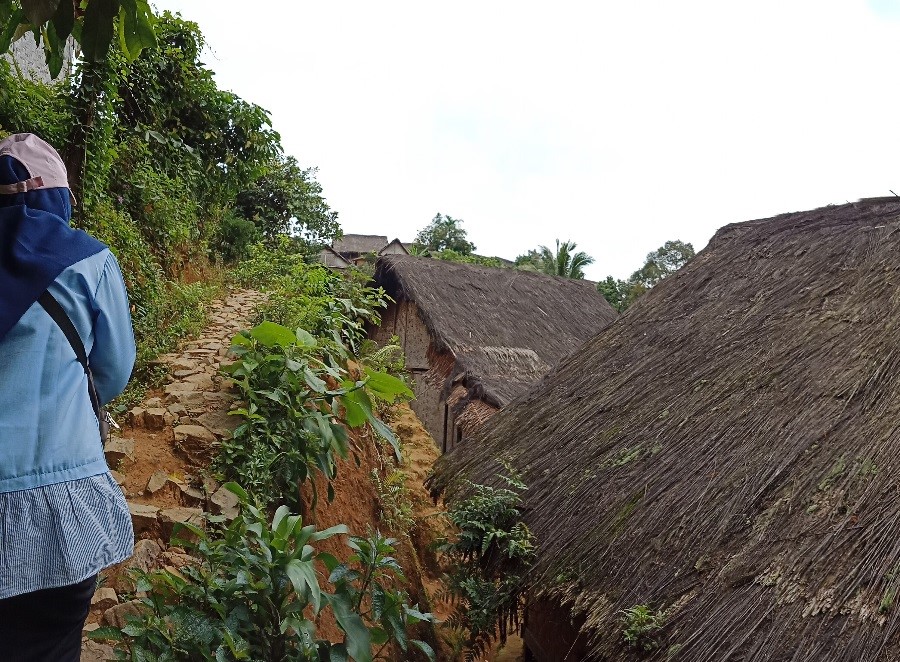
[441,470,535,659]
[216,321,412,510]
[90,483,435,661]
[371,467,415,536]
[619,604,665,651]
[358,338,406,379]
[328,530,437,661]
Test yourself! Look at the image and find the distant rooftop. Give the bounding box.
[332,234,390,255]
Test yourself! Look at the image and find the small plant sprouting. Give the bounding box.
[371,466,415,535]
[619,604,665,651]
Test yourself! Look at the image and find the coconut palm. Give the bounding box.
[537,239,595,279]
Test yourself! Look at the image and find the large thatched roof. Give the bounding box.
[374,255,618,408]
[433,198,900,661]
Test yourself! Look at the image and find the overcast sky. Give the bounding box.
[153,1,900,280]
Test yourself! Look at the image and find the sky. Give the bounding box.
[153,0,900,280]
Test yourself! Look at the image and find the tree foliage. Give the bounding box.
[599,239,695,311]
[0,0,157,76]
[0,12,339,402]
[234,155,340,249]
[536,239,594,279]
[415,213,475,254]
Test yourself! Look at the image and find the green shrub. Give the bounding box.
[0,60,70,144]
[442,470,535,658]
[216,321,412,510]
[619,604,665,651]
[90,484,435,662]
[212,211,262,263]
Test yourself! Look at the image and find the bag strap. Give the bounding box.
[37,291,103,422]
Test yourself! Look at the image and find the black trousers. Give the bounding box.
[0,575,96,662]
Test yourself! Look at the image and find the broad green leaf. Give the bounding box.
[80,0,118,62]
[304,368,327,394]
[327,593,372,662]
[369,627,389,646]
[317,552,340,573]
[339,390,367,427]
[230,333,253,347]
[412,639,437,662]
[328,643,349,662]
[366,412,403,462]
[42,23,63,77]
[249,321,296,348]
[0,8,24,54]
[311,523,349,541]
[87,626,125,642]
[331,423,350,459]
[223,482,249,503]
[404,606,436,623]
[384,605,407,651]
[272,505,291,537]
[50,0,73,41]
[364,368,413,402]
[21,0,58,27]
[295,327,317,348]
[117,0,155,60]
[286,559,321,612]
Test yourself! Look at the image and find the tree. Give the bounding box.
[598,239,695,312]
[597,276,629,312]
[234,155,340,248]
[415,213,475,254]
[627,240,695,290]
[514,249,541,272]
[534,239,594,279]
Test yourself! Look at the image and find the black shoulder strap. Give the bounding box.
[37,291,102,421]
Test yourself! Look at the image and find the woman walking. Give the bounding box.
[0,133,136,661]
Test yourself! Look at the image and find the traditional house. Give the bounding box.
[320,234,408,268]
[371,255,618,452]
[433,198,900,661]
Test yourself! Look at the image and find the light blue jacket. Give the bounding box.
[0,249,136,493]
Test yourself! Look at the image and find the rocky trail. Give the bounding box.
[81,289,265,661]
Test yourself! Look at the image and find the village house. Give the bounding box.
[371,254,618,453]
[434,198,900,661]
[319,234,408,269]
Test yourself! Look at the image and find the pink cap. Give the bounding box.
[0,133,75,204]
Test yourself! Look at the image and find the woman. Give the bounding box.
[0,133,136,661]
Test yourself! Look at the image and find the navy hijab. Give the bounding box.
[0,155,105,341]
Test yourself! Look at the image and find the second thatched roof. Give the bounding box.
[374,255,618,408]
[433,198,900,661]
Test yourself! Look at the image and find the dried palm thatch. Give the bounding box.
[374,255,618,409]
[432,198,900,661]
[333,234,389,254]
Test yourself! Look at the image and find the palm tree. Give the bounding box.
[537,239,595,279]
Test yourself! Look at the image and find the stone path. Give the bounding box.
[81,288,265,661]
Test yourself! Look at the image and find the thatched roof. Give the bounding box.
[374,255,618,408]
[333,234,389,255]
[433,198,900,661]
